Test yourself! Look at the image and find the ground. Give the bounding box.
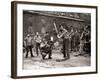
[23,47,90,70]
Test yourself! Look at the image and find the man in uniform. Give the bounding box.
[34,32,41,56]
[57,24,70,60]
[74,29,80,52]
[24,34,34,58]
[44,32,53,59]
[74,26,90,56]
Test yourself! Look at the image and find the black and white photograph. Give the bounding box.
[11,1,97,78]
[23,10,91,69]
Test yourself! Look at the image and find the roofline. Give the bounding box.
[24,11,85,22]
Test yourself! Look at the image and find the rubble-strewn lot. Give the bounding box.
[23,49,90,70]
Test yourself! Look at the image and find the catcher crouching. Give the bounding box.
[40,38,53,60]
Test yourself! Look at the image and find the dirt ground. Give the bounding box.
[23,48,90,70]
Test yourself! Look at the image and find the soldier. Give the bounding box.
[57,24,70,60]
[74,29,80,52]
[70,26,75,52]
[74,26,89,56]
[83,25,91,55]
[24,34,34,58]
[44,32,53,59]
[34,32,41,56]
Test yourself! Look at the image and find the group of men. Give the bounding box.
[57,23,90,60]
[23,22,91,61]
[24,31,53,59]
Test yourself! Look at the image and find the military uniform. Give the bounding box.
[25,35,34,58]
[34,35,41,56]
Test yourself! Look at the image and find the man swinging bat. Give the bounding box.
[53,22,72,61]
